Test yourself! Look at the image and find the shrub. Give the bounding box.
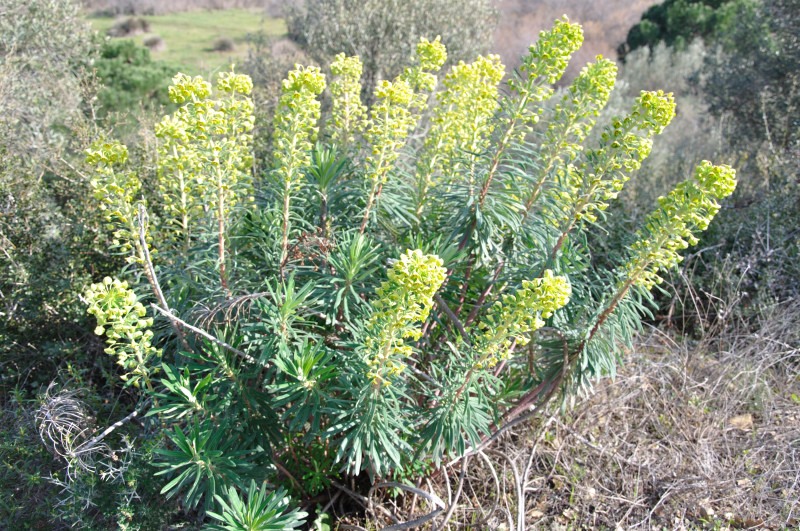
[619,0,742,56]
[106,16,151,37]
[0,0,120,395]
[82,19,735,526]
[212,36,236,52]
[94,39,179,115]
[143,34,166,52]
[621,0,800,332]
[285,0,497,101]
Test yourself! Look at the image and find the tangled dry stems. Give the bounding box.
[35,385,137,483]
[355,302,799,530]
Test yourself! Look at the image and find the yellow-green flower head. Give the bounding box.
[536,57,617,192]
[331,53,363,78]
[217,70,254,95]
[571,56,617,111]
[374,79,413,106]
[168,73,212,104]
[365,250,446,386]
[475,270,571,367]
[282,64,326,95]
[154,114,191,143]
[632,90,676,134]
[364,78,418,186]
[695,160,737,199]
[85,141,129,166]
[524,270,572,318]
[523,16,583,84]
[505,17,584,133]
[416,36,447,72]
[401,37,448,94]
[85,277,160,387]
[416,53,505,197]
[85,138,142,241]
[375,249,447,326]
[273,64,327,189]
[548,87,675,229]
[330,54,366,145]
[154,69,256,247]
[624,161,737,289]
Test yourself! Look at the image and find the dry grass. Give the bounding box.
[345,303,799,530]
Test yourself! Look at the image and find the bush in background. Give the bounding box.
[619,0,742,56]
[82,0,285,16]
[106,16,150,37]
[0,0,120,395]
[211,36,236,52]
[94,39,179,116]
[285,0,497,101]
[605,0,798,334]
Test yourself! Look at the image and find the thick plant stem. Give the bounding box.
[547,222,574,266]
[504,278,635,424]
[280,184,291,274]
[359,182,378,234]
[319,194,329,238]
[520,155,559,226]
[136,205,191,353]
[216,169,230,297]
[433,293,470,344]
[463,261,504,328]
[477,90,530,209]
[151,304,257,364]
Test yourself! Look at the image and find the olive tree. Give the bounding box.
[286,0,497,101]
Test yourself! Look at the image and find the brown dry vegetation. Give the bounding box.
[493,0,659,78]
[347,304,800,529]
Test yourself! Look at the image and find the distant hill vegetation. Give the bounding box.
[81,0,289,16]
[619,0,740,57]
[85,0,660,77]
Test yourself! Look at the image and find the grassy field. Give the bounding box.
[88,9,286,75]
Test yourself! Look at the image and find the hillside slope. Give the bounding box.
[494,0,658,78]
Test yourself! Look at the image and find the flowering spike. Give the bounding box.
[522,56,617,218]
[624,161,737,289]
[273,65,326,266]
[548,90,676,232]
[329,53,367,146]
[401,36,448,94]
[155,70,255,252]
[416,54,505,204]
[507,16,584,130]
[359,77,417,230]
[474,270,571,368]
[273,65,327,191]
[216,70,253,95]
[85,277,161,389]
[364,250,447,386]
[168,73,212,103]
[85,139,143,260]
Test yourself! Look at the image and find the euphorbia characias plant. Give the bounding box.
[84,17,735,526]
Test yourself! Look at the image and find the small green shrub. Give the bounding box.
[106,16,150,37]
[619,0,744,56]
[82,18,736,525]
[94,39,179,115]
[212,36,236,52]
